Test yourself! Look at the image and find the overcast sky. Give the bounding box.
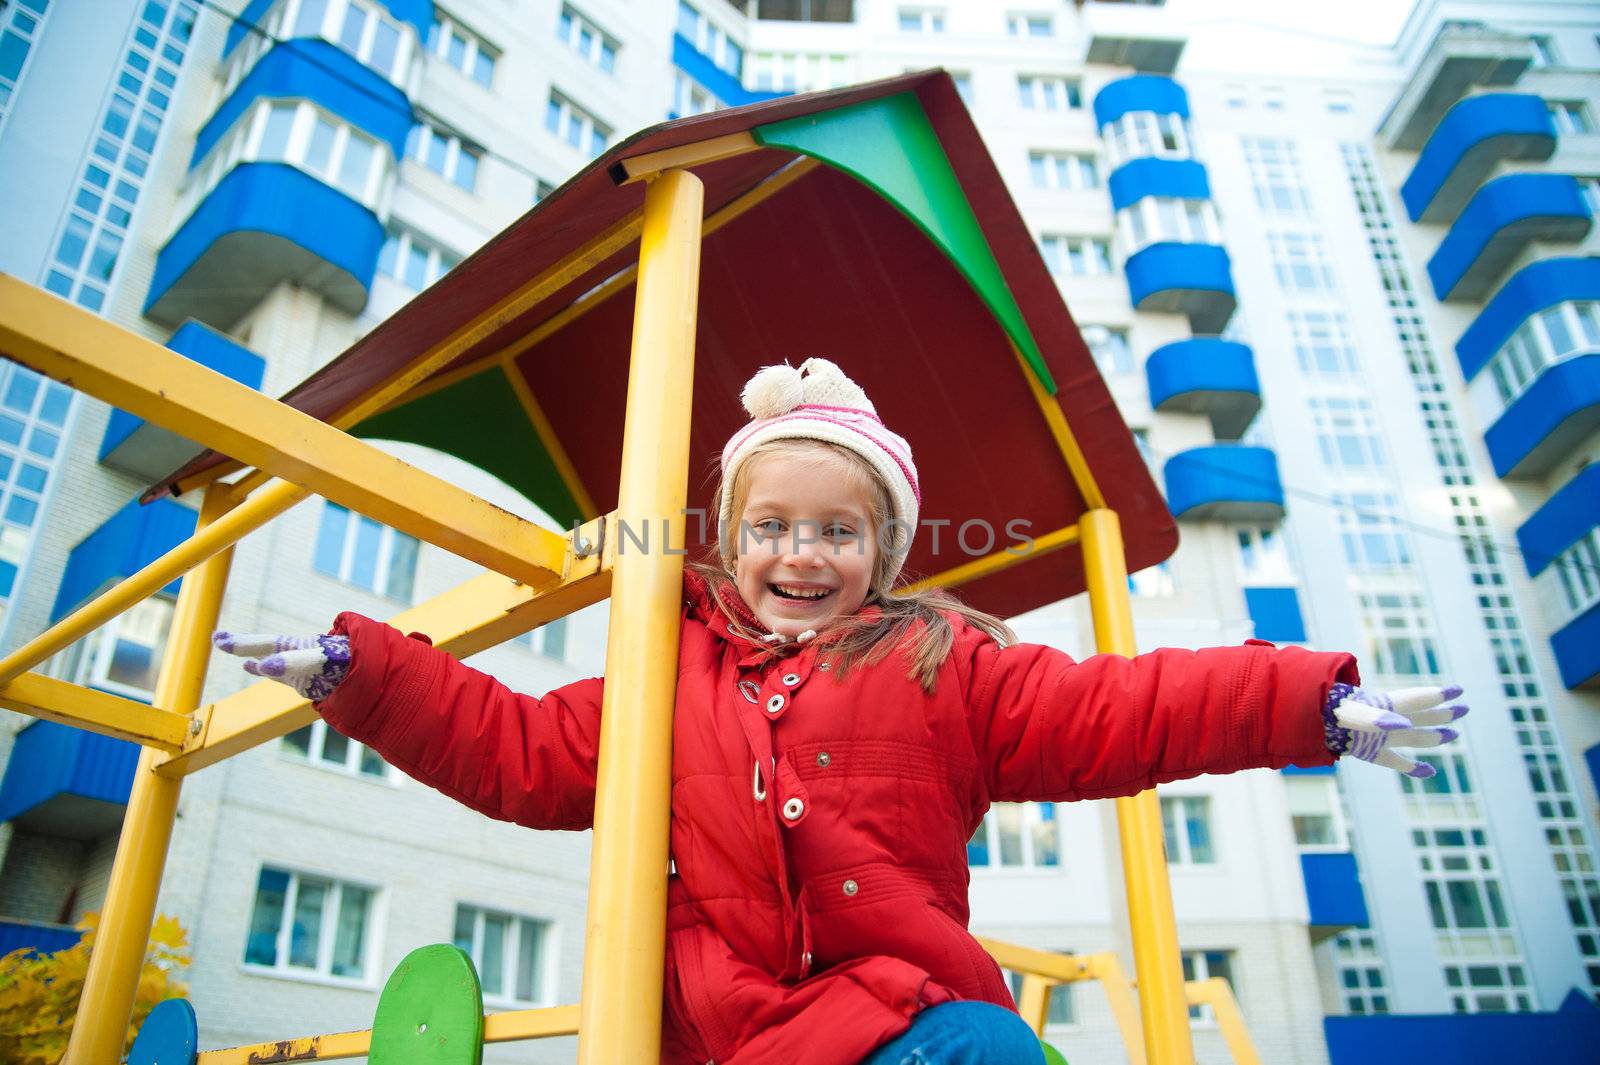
[1165,0,1413,47]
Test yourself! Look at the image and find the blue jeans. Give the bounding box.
[860,1002,1047,1065]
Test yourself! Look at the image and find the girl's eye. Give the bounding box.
[753,519,785,537]
[824,524,855,538]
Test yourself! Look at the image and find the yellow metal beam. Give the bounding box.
[977,941,1147,1065]
[1185,978,1261,1065]
[63,485,236,1065]
[504,366,600,520]
[0,672,190,750]
[1013,341,1106,510]
[0,480,308,686]
[0,276,570,586]
[1016,973,1055,1034]
[577,168,703,1065]
[616,131,759,184]
[1080,508,1194,1065]
[192,1005,582,1063]
[159,514,611,777]
[903,522,1080,594]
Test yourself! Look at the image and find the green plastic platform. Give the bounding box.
[370,944,485,1065]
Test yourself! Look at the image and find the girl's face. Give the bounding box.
[733,448,880,638]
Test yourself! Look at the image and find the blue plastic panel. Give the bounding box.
[1144,337,1260,438]
[1516,465,1600,577]
[1108,157,1210,212]
[1092,74,1189,129]
[672,34,786,109]
[1245,586,1307,643]
[1426,173,1592,301]
[1455,256,1600,381]
[1552,603,1600,689]
[195,40,412,167]
[1162,445,1284,521]
[1325,989,1600,1065]
[1301,852,1369,929]
[1124,242,1236,334]
[102,322,266,460]
[51,497,199,620]
[0,721,138,825]
[1401,94,1556,223]
[1483,352,1600,478]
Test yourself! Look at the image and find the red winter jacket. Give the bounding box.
[317,571,1356,1065]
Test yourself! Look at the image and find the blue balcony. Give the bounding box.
[671,35,786,111]
[0,919,83,958]
[1483,352,1600,478]
[1552,603,1600,689]
[1300,852,1368,940]
[194,40,411,171]
[52,497,199,622]
[1426,173,1592,302]
[1245,587,1307,643]
[1144,338,1260,439]
[1516,465,1600,578]
[1092,74,1189,130]
[100,323,265,481]
[1455,257,1600,382]
[1108,158,1210,212]
[144,163,385,329]
[0,721,138,839]
[1162,445,1284,522]
[225,0,432,57]
[1124,242,1236,334]
[1326,990,1600,1065]
[1401,94,1557,224]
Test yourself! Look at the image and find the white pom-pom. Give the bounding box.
[741,364,805,419]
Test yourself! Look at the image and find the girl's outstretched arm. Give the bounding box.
[220,612,603,830]
[959,634,1357,803]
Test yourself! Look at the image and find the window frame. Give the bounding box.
[896,7,946,33]
[1484,300,1600,408]
[1080,324,1133,375]
[427,9,498,88]
[545,89,611,160]
[1005,12,1052,38]
[1039,233,1113,277]
[1181,949,1236,1023]
[377,224,461,291]
[1116,197,1221,255]
[557,4,619,74]
[49,590,176,702]
[281,718,395,781]
[1103,111,1192,167]
[406,119,482,192]
[1027,149,1099,191]
[1160,795,1217,866]
[1016,74,1082,112]
[312,499,420,602]
[453,903,557,1006]
[243,865,380,984]
[967,802,1063,871]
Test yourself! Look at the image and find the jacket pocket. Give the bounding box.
[665,924,737,1064]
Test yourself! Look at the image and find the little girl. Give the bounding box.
[216,359,1466,1065]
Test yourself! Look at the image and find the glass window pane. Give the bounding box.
[454,147,478,191]
[56,214,92,270]
[358,743,386,777]
[403,242,429,289]
[319,726,350,767]
[330,885,370,976]
[453,906,476,953]
[283,725,313,756]
[293,0,328,36]
[447,30,467,67]
[5,495,39,529]
[338,5,366,52]
[351,516,382,589]
[313,503,349,577]
[1540,306,1575,356]
[1447,880,1488,928]
[0,414,23,445]
[516,919,542,1001]
[385,533,418,600]
[258,102,298,160]
[105,634,158,693]
[995,804,1024,866]
[289,879,326,968]
[17,463,46,493]
[472,49,494,86]
[306,118,337,175]
[4,371,39,414]
[245,868,289,965]
[1031,803,1060,867]
[481,914,507,996]
[336,134,375,198]
[369,20,399,76]
[1186,800,1214,863]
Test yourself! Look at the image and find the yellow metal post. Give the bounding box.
[576,168,703,1064]
[63,485,236,1064]
[1079,508,1195,1065]
[1186,978,1262,1065]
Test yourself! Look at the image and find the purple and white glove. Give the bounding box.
[1323,682,1468,779]
[213,632,351,702]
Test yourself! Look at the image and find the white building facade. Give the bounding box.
[0,1,1595,1061]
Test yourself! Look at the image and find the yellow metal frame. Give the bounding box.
[0,126,1206,1063]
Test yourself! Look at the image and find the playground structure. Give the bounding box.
[0,71,1257,1064]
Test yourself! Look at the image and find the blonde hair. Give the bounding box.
[696,438,1015,692]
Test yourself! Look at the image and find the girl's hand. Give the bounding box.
[212,632,351,702]
[1324,682,1468,778]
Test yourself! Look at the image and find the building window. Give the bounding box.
[545,89,610,159]
[0,0,52,135]
[1268,231,1337,293]
[1039,234,1111,276]
[428,9,497,88]
[283,719,389,778]
[0,364,71,623]
[406,120,480,192]
[313,501,419,601]
[1160,796,1215,865]
[244,867,375,979]
[557,4,618,73]
[1548,101,1592,134]
[51,595,175,702]
[1223,85,1246,110]
[1551,529,1600,619]
[678,1,742,76]
[534,179,557,203]
[968,803,1061,868]
[1286,310,1359,376]
[672,70,721,117]
[515,617,570,661]
[750,50,851,92]
[1180,950,1235,1022]
[1107,111,1196,163]
[1399,751,1474,798]
[1334,930,1391,1014]
[1234,525,1293,585]
[1004,963,1075,1025]
[1485,301,1600,407]
[189,100,389,213]
[1117,197,1221,253]
[1028,150,1099,190]
[1006,12,1052,37]
[1411,826,1531,1012]
[1017,74,1081,112]
[1529,34,1557,68]
[1240,137,1310,215]
[1081,325,1133,375]
[1333,492,1412,570]
[897,7,944,33]
[377,226,460,291]
[1357,592,1441,679]
[285,0,412,83]
[1324,90,1354,114]
[1129,559,1175,597]
[1285,776,1347,850]
[453,904,553,1004]
[1261,86,1284,110]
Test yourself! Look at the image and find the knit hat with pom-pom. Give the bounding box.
[719,358,920,581]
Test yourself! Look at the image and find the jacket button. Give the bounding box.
[765,694,785,714]
[782,672,801,686]
[802,951,813,968]
[816,751,831,767]
[842,878,858,896]
[818,662,831,671]
[783,798,804,820]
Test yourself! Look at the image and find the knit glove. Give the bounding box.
[213,632,351,702]
[1323,682,1467,779]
